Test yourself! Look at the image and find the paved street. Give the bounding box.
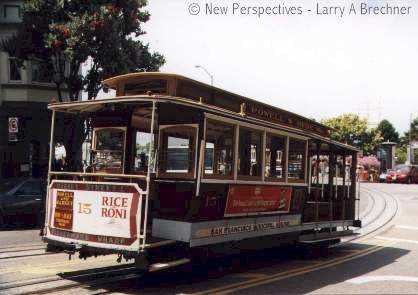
[1,183,418,294]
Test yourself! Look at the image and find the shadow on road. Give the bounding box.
[0,223,41,231]
[54,243,409,294]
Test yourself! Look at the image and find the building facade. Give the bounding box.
[0,1,68,179]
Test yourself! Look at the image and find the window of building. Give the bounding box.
[158,125,196,178]
[265,133,286,181]
[204,119,235,178]
[9,57,22,81]
[288,138,306,182]
[4,5,21,20]
[14,180,41,196]
[93,127,126,174]
[31,60,53,83]
[238,127,262,179]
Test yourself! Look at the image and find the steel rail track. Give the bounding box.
[0,243,44,251]
[0,264,139,295]
[359,190,376,220]
[0,247,46,254]
[0,185,400,295]
[338,185,399,245]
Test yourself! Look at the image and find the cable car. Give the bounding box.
[43,73,361,271]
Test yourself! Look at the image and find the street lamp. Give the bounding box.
[195,65,213,86]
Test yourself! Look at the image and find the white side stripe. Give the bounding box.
[375,236,418,245]
[347,275,418,285]
[395,225,418,231]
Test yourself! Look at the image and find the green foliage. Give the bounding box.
[361,127,383,155]
[396,116,418,164]
[402,116,418,144]
[2,0,165,101]
[321,113,383,155]
[395,144,407,164]
[376,119,399,143]
[321,114,367,145]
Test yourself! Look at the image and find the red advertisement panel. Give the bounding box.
[53,191,74,230]
[224,185,292,217]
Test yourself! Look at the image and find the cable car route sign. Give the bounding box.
[48,181,141,246]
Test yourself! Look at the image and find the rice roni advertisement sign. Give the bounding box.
[48,180,141,247]
[224,185,292,217]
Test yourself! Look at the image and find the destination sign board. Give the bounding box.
[245,102,331,138]
[48,181,142,247]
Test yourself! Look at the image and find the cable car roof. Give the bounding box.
[48,94,359,152]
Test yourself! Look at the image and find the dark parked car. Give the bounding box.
[0,178,46,227]
[386,165,418,184]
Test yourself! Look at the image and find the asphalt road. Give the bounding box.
[0,183,417,294]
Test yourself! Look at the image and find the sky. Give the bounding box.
[111,0,418,133]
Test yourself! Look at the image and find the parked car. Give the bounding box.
[386,165,418,184]
[379,171,388,183]
[0,178,46,227]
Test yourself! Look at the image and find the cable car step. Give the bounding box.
[298,230,357,244]
[148,258,191,272]
[144,239,177,249]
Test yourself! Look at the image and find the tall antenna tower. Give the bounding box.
[357,97,383,128]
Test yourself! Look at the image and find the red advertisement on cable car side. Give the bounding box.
[224,185,292,217]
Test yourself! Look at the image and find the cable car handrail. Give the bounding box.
[48,171,147,179]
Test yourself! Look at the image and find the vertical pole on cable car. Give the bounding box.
[321,161,325,199]
[342,154,346,222]
[335,162,338,225]
[329,146,334,224]
[357,168,361,221]
[315,142,320,222]
[196,117,206,197]
[45,109,56,232]
[143,101,156,249]
[308,149,311,194]
[354,151,360,221]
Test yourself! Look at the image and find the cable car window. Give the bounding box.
[93,128,126,173]
[265,133,286,181]
[134,131,152,173]
[159,125,196,177]
[204,120,235,178]
[288,138,306,182]
[238,127,262,179]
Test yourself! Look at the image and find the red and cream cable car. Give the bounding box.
[43,72,361,270]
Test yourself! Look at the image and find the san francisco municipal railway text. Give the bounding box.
[209,221,290,237]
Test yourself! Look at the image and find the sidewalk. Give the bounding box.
[0,177,25,193]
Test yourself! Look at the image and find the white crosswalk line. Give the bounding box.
[346,275,418,284]
[395,225,418,231]
[375,236,418,245]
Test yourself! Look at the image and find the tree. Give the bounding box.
[361,127,383,155]
[2,0,165,101]
[395,145,407,164]
[376,119,399,143]
[396,116,418,164]
[1,0,165,170]
[402,116,418,144]
[321,113,383,155]
[321,113,367,145]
